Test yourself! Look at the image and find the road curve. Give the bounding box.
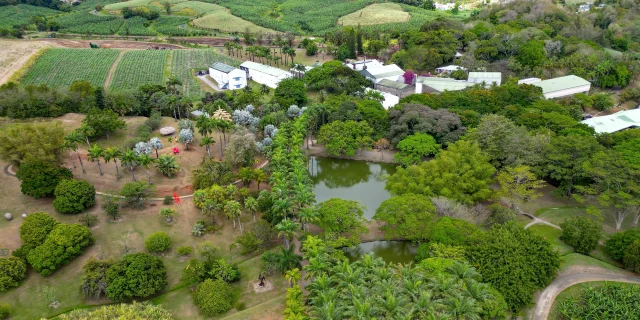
[533,273,640,319]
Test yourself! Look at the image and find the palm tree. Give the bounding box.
[149,137,163,159]
[299,206,319,231]
[260,84,270,96]
[87,144,105,176]
[62,140,77,169]
[77,124,95,148]
[303,256,328,280]
[284,268,301,288]
[137,153,156,185]
[155,155,180,177]
[238,167,254,186]
[103,147,122,177]
[440,293,481,320]
[275,219,299,250]
[120,150,139,181]
[196,115,214,138]
[224,200,242,232]
[166,76,182,95]
[254,169,267,190]
[273,197,292,219]
[244,196,258,221]
[199,136,215,157]
[277,245,302,273]
[64,132,86,174]
[446,262,480,283]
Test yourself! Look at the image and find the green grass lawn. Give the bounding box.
[528,225,574,256]
[559,253,627,274]
[536,206,638,234]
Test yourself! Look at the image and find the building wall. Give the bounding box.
[244,69,290,88]
[209,68,229,88]
[227,69,247,90]
[543,84,591,99]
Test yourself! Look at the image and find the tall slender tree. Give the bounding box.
[120,150,139,181]
[103,147,122,177]
[87,144,105,176]
[64,131,86,174]
[137,154,156,185]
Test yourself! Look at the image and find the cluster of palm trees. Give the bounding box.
[238,167,268,190]
[300,242,498,320]
[195,113,233,159]
[63,131,179,184]
[193,184,253,234]
[224,41,297,68]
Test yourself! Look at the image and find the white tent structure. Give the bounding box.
[530,75,591,99]
[581,109,640,133]
[468,72,502,86]
[435,65,466,74]
[359,64,405,83]
[240,61,292,88]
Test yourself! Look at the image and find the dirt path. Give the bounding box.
[197,75,221,91]
[524,213,561,229]
[533,273,640,319]
[104,50,125,88]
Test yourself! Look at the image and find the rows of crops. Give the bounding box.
[55,12,124,35]
[153,16,209,36]
[169,49,241,97]
[0,4,60,29]
[109,50,169,91]
[21,48,120,88]
[104,0,188,11]
[118,16,157,36]
[171,1,219,15]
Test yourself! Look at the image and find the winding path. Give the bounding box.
[523,212,561,229]
[533,273,640,319]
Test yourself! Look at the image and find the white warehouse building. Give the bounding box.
[240,61,292,89]
[209,62,247,90]
[529,75,591,99]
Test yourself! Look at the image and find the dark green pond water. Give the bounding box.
[309,156,397,220]
[343,241,418,264]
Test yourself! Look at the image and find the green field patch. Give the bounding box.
[118,16,157,36]
[191,4,275,33]
[171,1,220,15]
[169,49,241,97]
[528,224,575,256]
[109,50,169,91]
[0,4,60,29]
[104,0,187,11]
[55,11,124,35]
[152,16,209,36]
[339,3,410,26]
[21,48,120,88]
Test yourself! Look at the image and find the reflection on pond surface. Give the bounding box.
[309,156,396,219]
[343,241,418,264]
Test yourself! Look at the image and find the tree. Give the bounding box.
[119,150,139,181]
[224,200,243,232]
[605,229,640,261]
[394,133,441,166]
[160,208,175,223]
[431,217,480,246]
[83,108,126,139]
[0,257,27,292]
[178,129,194,150]
[64,131,86,173]
[245,196,259,221]
[284,268,301,287]
[274,78,307,106]
[102,195,120,221]
[374,138,391,159]
[465,221,559,311]
[374,194,437,242]
[388,104,466,147]
[53,179,96,214]
[317,198,368,247]
[199,136,215,158]
[102,148,122,178]
[0,122,65,166]
[623,240,640,273]
[155,155,180,177]
[27,224,94,276]
[16,161,71,198]
[149,137,163,159]
[496,165,545,209]
[79,213,98,227]
[275,219,299,250]
[560,217,602,254]
[193,279,235,316]
[163,1,171,14]
[19,212,59,247]
[254,169,267,191]
[137,154,156,185]
[106,253,167,301]
[77,124,95,148]
[120,181,156,209]
[87,144,105,176]
[516,40,546,69]
[59,302,171,319]
[592,93,614,111]
[145,232,172,253]
[318,120,373,157]
[224,129,258,168]
[238,167,254,187]
[386,140,495,205]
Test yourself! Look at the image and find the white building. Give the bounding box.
[240,61,292,89]
[209,62,247,90]
[345,59,384,71]
[518,77,542,85]
[529,75,591,99]
[415,77,477,94]
[366,88,399,109]
[581,109,640,134]
[359,64,405,84]
[435,65,466,74]
[468,72,502,86]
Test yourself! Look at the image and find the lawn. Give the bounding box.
[528,225,574,256]
[559,253,627,274]
[536,206,638,234]
[191,4,275,34]
[339,3,410,26]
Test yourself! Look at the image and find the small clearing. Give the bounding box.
[339,3,410,26]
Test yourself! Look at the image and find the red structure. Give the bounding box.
[173,192,181,205]
[173,147,179,154]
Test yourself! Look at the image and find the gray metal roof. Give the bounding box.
[210,62,235,73]
[377,79,409,90]
[240,61,289,77]
[532,75,591,94]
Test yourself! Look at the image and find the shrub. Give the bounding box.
[623,240,640,273]
[235,232,262,255]
[192,221,205,237]
[486,204,516,225]
[120,181,156,209]
[11,245,33,261]
[605,229,640,261]
[102,196,120,221]
[106,253,167,301]
[79,213,98,227]
[0,303,10,320]
[145,111,162,130]
[163,195,173,205]
[16,160,72,198]
[160,208,175,222]
[53,179,96,214]
[431,217,479,246]
[0,257,27,292]
[559,217,602,254]
[260,252,280,275]
[145,232,172,253]
[235,301,246,311]
[19,212,59,246]
[193,279,235,316]
[59,302,170,319]
[27,224,94,276]
[177,246,193,256]
[80,259,113,300]
[156,155,180,177]
[592,93,613,111]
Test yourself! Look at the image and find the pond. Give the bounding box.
[343,241,418,264]
[309,156,396,220]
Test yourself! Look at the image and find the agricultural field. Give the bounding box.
[171,1,220,15]
[152,16,209,36]
[108,50,169,91]
[55,11,124,35]
[0,4,60,29]
[118,16,157,36]
[340,3,410,26]
[20,48,120,88]
[169,49,241,97]
[191,4,275,34]
[104,0,188,11]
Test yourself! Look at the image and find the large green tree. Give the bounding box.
[16,161,72,198]
[53,179,96,214]
[274,78,307,107]
[27,223,94,276]
[19,212,59,247]
[318,120,373,157]
[0,122,65,166]
[388,103,466,147]
[317,198,368,247]
[560,217,602,254]
[386,140,495,205]
[192,279,235,317]
[605,229,640,261]
[543,134,603,196]
[373,193,437,242]
[106,253,167,301]
[82,108,126,139]
[394,133,441,166]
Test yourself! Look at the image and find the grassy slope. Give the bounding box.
[340,3,410,26]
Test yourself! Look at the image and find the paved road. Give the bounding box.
[533,273,640,319]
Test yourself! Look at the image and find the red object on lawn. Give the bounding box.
[173,147,179,154]
[173,192,181,206]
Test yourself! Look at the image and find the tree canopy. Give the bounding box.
[373,193,437,242]
[106,253,167,301]
[318,120,373,157]
[388,103,466,147]
[317,198,368,247]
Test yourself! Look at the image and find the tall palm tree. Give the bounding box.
[277,245,302,273]
[166,76,182,95]
[77,124,95,148]
[137,153,156,185]
[273,197,292,219]
[103,147,122,177]
[260,84,270,96]
[275,219,299,250]
[284,268,301,288]
[120,150,139,181]
[224,200,243,232]
[244,196,258,221]
[199,136,215,158]
[64,131,86,174]
[196,115,214,138]
[254,169,267,190]
[299,206,318,231]
[87,144,105,176]
[62,140,77,169]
